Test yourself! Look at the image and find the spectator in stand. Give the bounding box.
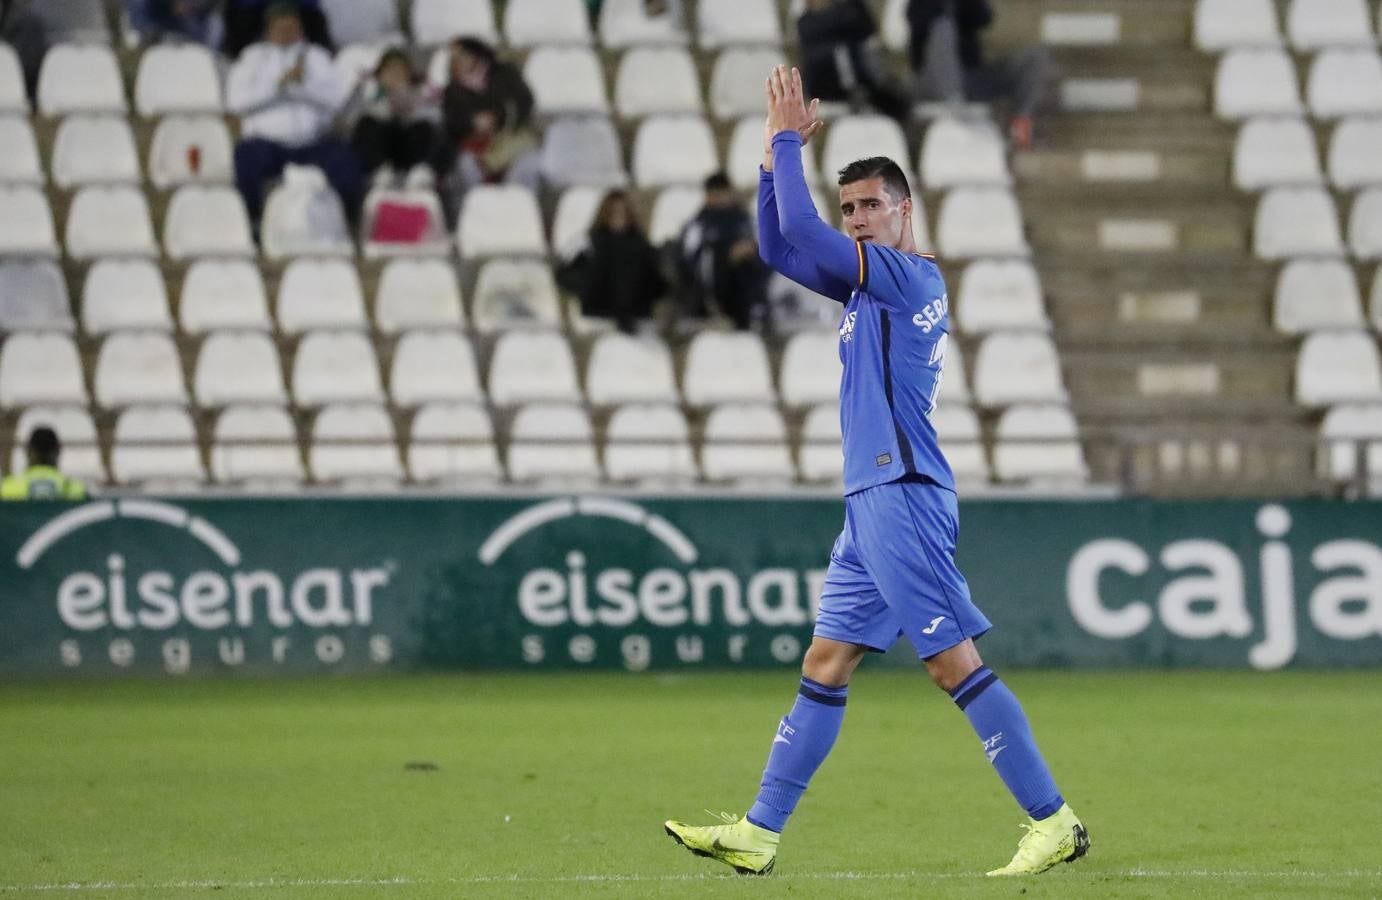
[438,37,540,196]
[126,0,223,48]
[1,427,86,501]
[226,1,361,232]
[678,172,767,331]
[557,189,668,334]
[223,0,333,59]
[350,49,440,185]
[797,0,911,124]
[908,0,1052,148]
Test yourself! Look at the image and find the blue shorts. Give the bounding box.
[814,478,992,659]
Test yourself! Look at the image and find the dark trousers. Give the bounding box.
[711,255,768,331]
[233,136,364,228]
[351,118,438,176]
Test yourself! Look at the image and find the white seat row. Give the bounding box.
[1233,116,1382,191]
[1216,47,1382,119]
[1274,260,1382,333]
[22,43,223,118]
[1296,330,1382,405]
[1254,186,1382,259]
[1197,0,1382,52]
[1319,402,1382,487]
[0,114,235,188]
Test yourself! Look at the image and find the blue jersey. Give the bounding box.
[758,131,954,495]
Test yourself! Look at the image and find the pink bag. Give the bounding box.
[369,200,432,244]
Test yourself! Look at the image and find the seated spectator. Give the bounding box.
[350,49,440,185]
[1,427,87,501]
[438,37,540,197]
[798,0,911,123]
[678,172,767,331]
[226,2,362,234]
[127,0,224,48]
[557,189,668,334]
[223,0,333,59]
[908,0,1052,148]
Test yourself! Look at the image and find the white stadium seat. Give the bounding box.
[585,333,679,405]
[320,0,403,47]
[111,405,205,486]
[1306,49,1382,118]
[973,332,1067,406]
[361,186,450,259]
[374,259,464,332]
[148,115,235,188]
[505,0,592,46]
[508,402,602,484]
[604,402,697,484]
[0,43,25,113]
[1372,266,1382,329]
[0,117,40,183]
[698,0,780,47]
[728,115,822,189]
[195,332,287,406]
[1195,0,1281,51]
[471,259,563,332]
[599,0,688,48]
[457,185,547,259]
[933,405,989,484]
[701,403,793,483]
[261,166,353,258]
[616,46,702,118]
[82,260,172,333]
[0,260,73,332]
[540,116,628,188]
[1287,0,1374,50]
[1232,117,1323,190]
[525,46,608,115]
[0,333,86,406]
[11,406,103,483]
[179,260,271,333]
[310,402,402,485]
[1274,259,1365,332]
[798,403,843,483]
[65,186,158,259]
[37,44,125,116]
[487,330,580,405]
[135,44,222,116]
[1319,402,1382,483]
[779,329,843,407]
[936,334,971,406]
[94,332,187,407]
[334,43,387,83]
[52,115,140,187]
[551,186,605,258]
[648,185,704,244]
[956,260,1048,333]
[1214,49,1302,119]
[390,331,483,405]
[992,404,1088,484]
[0,186,57,255]
[938,188,1030,258]
[408,402,502,483]
[920,118,1012,188]
[409,0,498,45]
[1348,187,1382,258]
[682,331,776,406]
[276,258,367,333]
[164,186,255,258]
[823,115,911,185]
[710,48,784,120]
[292,331,383,405]
[878,0,910,51]
[1296,330,1382,404]
[1253,187,1344,259]
[212,404,305,486]
[1328,117,1382,189]
[632,115,718,186]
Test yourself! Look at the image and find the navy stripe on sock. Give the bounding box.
[947,666,991,700]
[798,680,847,707]
[951,671,999,711]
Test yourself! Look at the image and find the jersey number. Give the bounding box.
[926,333,948,417]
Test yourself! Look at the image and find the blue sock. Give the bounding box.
[950,667,1064,820]
[746,677,848,833]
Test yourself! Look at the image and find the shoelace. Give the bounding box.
[703,809,741,826]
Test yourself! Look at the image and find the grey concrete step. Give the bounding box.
[1014,146,1229,187]
[988,0,1196,49]
[1019,196,1251,254]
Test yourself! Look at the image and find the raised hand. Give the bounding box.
[762,65,823,171]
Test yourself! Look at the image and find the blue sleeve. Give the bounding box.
[757,168,852,303]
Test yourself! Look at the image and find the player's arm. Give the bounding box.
[771,130,871,288]
[757,168,852,303]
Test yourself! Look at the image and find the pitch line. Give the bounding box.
[3,869,1381,892]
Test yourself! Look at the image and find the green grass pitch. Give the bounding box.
[2,669,1380,898]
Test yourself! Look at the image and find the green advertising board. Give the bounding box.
[1,495,1379,676]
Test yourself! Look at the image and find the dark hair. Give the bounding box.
[374,47,418,82]
[27,426,60,465]
[264,1,302,22]
[703,171,733,193]
[451,36,496,65]
[593,189,641,233]
[837,156,911,201]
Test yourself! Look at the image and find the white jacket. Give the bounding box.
[225,41,350,148]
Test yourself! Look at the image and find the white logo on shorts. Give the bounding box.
[922,616,945,635]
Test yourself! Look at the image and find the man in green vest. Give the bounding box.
[1,427,87,501]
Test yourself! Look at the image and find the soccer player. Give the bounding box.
[663,66,1088,877]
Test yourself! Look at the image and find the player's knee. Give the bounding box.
[923,641,983,692]
[801,640,859,687]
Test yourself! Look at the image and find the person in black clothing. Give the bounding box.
[438,36,539,191]
[350,48,440,182]
[678,172,767,331]
[558,189,667,334]
[797,0,912,123]
[908,0,1051,148]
